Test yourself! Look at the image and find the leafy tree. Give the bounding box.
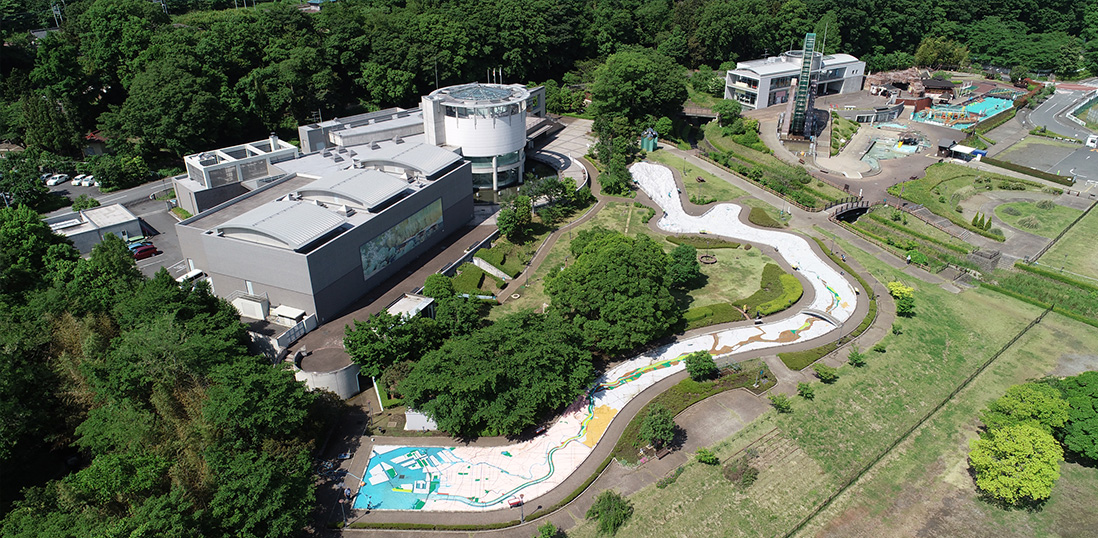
[712,99,742,127]
[547,231,678,354]
[887,281,916,317]
[847,346,866,367]
[423,273,455,299]
[399,311,594,437]
[769,392,793,413]
[344,310,439,378]
[0,205,76,295]
[203,361,316,450]
[980,382,1069,434]
[653,116,674,139]
[641,404,676,448]
[683,350,718,381]
[969,423,1063,505]
[496,205,520,240]
[589,49,686,129]
[536,521,561,538]
[496,195,533,241]
[433,295,483,338]
[797,382,815,400]
[20,91,83,157]
[0,152,54,210]
[586,490,633,536]
[813,364,839,384]
[71,194,101,211]
[1055,371,1098,461]
[1010,64,1032,83]
[915,36,969,69]
[667,243,701,288]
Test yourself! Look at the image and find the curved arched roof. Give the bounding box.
[297,169,409,211]
[217,200,346,251]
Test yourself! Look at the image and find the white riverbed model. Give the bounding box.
[355,162,859,512]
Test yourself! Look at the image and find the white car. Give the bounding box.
[80,176,94,187]
[46,174,66,186]
[71,175,82,186]
[88,175,98,187]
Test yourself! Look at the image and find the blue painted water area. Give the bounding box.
[965,96,1014,116]
[356,447,448,510]
[878,122,907,130]
[912,96,1016,130]
[861,138,920,170]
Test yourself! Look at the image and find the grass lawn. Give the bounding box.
[678,246,774,310]
[566,233,1095,538]
[1042,206,1098,280]
[888,163,1056,240]
[647,149,747,202]
[994,201,1082,238]
[844,205,975,272]
[830,114,860,156]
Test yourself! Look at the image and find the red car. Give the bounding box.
[132,244,158,260]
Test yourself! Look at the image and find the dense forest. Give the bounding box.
[2,0,1096,172]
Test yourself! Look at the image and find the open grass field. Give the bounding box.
[566,233,1098,538]
[647,150,747,203]
[676,246,772,310]
[1042,205,1098,280]
[889,163,1057,239]
[994,200,1082,238]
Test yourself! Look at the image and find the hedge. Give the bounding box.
[684,302,745,330]
[866,212,971,254]
[666,235,741,249]
[1013,262,1098,294]
[980,157,1074,186]
[757,274,804,314]
[979,282,1098,329]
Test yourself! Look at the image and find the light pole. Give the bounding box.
[519,494,525,523]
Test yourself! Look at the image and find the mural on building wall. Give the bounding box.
[360,198,444,280]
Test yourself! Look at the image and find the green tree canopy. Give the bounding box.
[1054,371,1098,461]
[969,423,1063,505]
[640,404,676,448]
[589,48,686,129]
[683,350,718,381]
[667,243,701,288]
[399,310,594,437]
[344,310,440,379]
[547,229,678,354]
[980,382,1069,434]
[586,489,634,536]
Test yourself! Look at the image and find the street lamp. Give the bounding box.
[520,494,525,523]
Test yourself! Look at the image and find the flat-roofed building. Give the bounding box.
[45,204,143,253]
[725,51,865,110]
[176,135,473,325]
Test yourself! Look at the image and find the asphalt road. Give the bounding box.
[1028,90,1094,140]
[44,175,177,219]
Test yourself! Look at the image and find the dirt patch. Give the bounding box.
[1049,353,1098,377]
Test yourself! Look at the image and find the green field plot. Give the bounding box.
[994,201,1082,238]
[648,149,747,203]
[845,205,974,272]
[1041,206,1098,280]
[888,163,1059,240]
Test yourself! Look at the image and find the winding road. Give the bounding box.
[352,162,860,515]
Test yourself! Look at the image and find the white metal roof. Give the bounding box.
[386,293,434,320]
[354,140,462,177]
[952,145,977,154]
[297,168,410,211]
[217,200,346,251]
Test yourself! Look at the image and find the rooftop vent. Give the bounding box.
[393,136,404,144]
[370,142,380,150]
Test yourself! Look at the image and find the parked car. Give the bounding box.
[80,176,94,187]
[73,174,86,183]
[46,174,67,186]
[127,241,153,252]
[71,175,82,186]
[40,173,52,182]
[132,245,158,260]
[87,175,98,187]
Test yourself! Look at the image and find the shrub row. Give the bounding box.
[666,235,741,249]
[979,283,1098,329]
[633,201,657,223]
[981,157,1073,186]
[684,302,745,330]
[866,211,970,254]
[656,466,686,489]
[1013,262,1098,294]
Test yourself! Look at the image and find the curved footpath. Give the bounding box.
[341,157,892,537]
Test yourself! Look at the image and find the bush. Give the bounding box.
[722,456,759,488]
[769,392,793,413]
[813,364,839,383]
[71,194,100,211]
[887,281,916,317]
[1002,205,1021,216]
[640,405,676,448]
[1035,200,1055,210]
[695,448,720,465]
[689,194,717,205]
[684,350,719,381]
[586,490,633,536]
[847,346,866,367]
[797,382,815,400]
[1018,215,1041,229]
[655,466,685,488]
[891,323,903,335]
[748,206,783,228]
[872,343,887,353]
[666,235,740,249]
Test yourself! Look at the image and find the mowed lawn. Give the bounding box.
[647,149,748,202]
[994,201,1081,239]
[566,233,1077,538]
[1042,206,1098,280]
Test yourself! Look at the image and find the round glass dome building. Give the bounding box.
[422,83,531,191]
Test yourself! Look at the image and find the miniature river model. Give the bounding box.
[355,161,859,512]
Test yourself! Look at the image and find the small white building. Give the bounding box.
[725,51,866,110]
[175,134,300,215]
[45,204,142,253]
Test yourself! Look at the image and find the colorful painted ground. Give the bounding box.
[354,162,858,512]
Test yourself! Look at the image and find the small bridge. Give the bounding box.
[801,308,842,328]
[828,198,871,219]
[682,106,717,119]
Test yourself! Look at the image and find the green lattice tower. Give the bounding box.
[790,33,816,136]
